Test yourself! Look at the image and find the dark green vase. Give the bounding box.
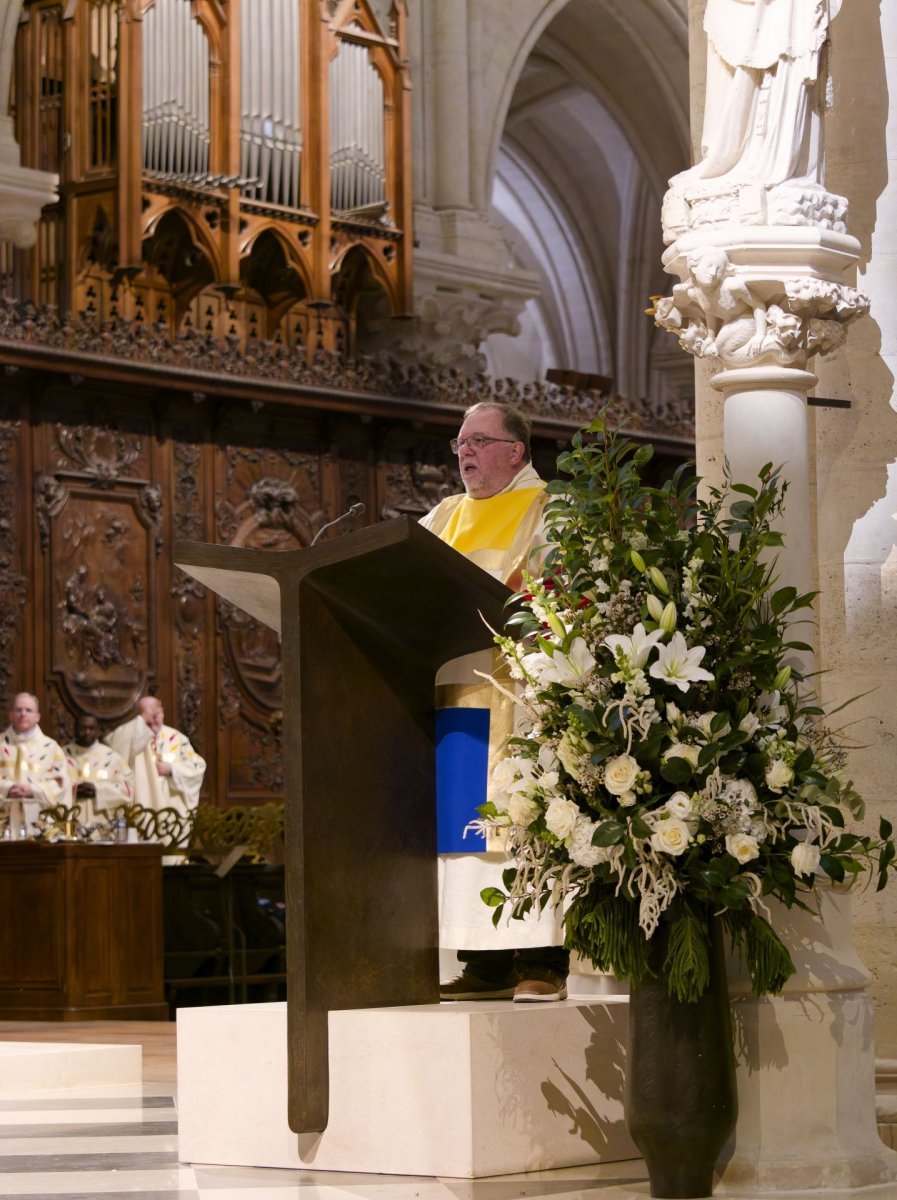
[624,919,737,1198]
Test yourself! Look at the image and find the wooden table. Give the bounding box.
[0,841,167,1020]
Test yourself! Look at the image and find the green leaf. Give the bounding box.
[660,756,694,784]
[480,887,506,908]
[593,819,627,847]
[771,586,798,615]
[629,814,653,839]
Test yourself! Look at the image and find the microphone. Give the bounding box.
[311,496,366,546]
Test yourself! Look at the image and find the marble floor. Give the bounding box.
[1,1022,897,1200]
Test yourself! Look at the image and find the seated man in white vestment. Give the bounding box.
[0,692,71,832]
[105,696,206,821]
[63,713,134,824]
[421,401,569,1002]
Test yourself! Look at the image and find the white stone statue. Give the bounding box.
[674,0,841,189]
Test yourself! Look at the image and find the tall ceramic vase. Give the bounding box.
[624,919,737,1198]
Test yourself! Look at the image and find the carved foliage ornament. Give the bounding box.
[653,246,869,370]
[0,301,693,440]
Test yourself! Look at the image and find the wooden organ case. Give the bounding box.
[10,0,412,355]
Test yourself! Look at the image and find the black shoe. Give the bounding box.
[439,969,518,1001]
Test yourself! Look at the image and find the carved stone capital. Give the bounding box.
[654,228,867,372]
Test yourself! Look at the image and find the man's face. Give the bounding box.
[455,409,525,499]
[75,715,100,747]
[139,698,165,735]
[10,694,39,735]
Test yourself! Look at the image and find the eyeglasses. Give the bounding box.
[450,434,520,455]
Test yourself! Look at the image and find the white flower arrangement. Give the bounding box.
[479,416,896,1002]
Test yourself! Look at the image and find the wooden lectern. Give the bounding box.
[175,517,512,1133]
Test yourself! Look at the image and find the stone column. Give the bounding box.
[399,0,541,374]
[652,0,897,1189]
[0,0,57,247]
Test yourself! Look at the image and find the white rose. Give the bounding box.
[545,797,580,839]
[726,832,760,863]
[765,759,794,793]
[666,791,692,819]
[650,816,691,856]
[507,794,541,828]
[603,753,640,795]
[663,742,701,769]
[791,841,821,878]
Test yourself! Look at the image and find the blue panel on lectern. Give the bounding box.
[435,707,490,853]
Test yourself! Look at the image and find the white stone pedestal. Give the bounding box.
[176,998,636,1179]
[717,888,897,1193]
[0,1041,141,1095]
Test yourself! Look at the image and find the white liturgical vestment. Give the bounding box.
[0,725,71,827]
[422,464,564,950]
[62,739,134,824]
[105,716,205,820]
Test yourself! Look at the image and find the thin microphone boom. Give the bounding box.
[310,497,366,546]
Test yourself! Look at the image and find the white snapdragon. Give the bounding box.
[557,727,592,782]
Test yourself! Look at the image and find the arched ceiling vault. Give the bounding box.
[486,0,692,405]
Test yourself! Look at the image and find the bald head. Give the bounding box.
[138,696,164,734]
[10,693,40,735]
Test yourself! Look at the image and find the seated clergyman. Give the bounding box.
[0,692,70,833]
[63,713,135,825]
[105,696,206,821]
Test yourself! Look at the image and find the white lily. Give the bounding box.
[604,622,664,670]
[533,637,596,687]
[649,631,714,693]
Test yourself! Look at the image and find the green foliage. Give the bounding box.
[484,409,897,1004]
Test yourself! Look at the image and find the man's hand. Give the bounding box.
[76,782,97,799]
[7,784,33,798]
[155,759,173,778]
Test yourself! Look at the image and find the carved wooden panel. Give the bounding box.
[0,368,667,810]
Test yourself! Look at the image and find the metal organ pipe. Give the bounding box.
[329,37,386,214]
[240,0,302,207]
[142,0,210,181]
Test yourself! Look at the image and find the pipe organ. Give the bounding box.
[329,35,386,214]
[142,0,211,183]
[240,0,302,208]
[11,0,412,353]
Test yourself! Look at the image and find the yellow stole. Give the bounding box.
[429,486,546,589]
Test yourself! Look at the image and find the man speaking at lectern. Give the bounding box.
[421,402,569,1002]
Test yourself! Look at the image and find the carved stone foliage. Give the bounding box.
[653,244,869,372]
[0,418,26,705]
